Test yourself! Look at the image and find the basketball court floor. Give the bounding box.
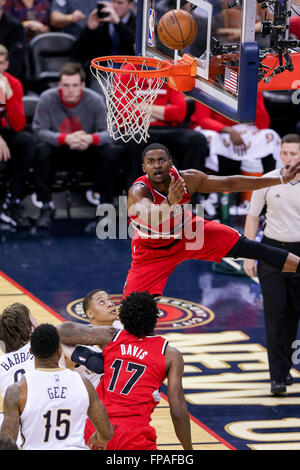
[0,193,300,451]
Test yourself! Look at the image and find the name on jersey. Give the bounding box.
[1,351,34,371]
[120,344,148,360]
[47,386,67,400]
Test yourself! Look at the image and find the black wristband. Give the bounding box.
[166,196,172,206]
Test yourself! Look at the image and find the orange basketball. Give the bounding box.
[157,9,198,50]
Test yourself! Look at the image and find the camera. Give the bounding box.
[97,2,109,18]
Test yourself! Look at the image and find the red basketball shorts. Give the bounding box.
[123,217,240,297]
[85,416,157,450]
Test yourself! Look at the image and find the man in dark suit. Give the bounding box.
[0,0,26,82]
[74,0,136,89]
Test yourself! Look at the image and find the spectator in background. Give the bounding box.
[0,0,26,81]
[3,0,51,42]
[0,44,35,229]
[32,62,121,228]
[50,0,99,38]
[189,92,281,212]
[122,82,209,194]
[190,92,281,218]
[74,0,136,90]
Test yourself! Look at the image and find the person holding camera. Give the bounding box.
[74,0,136,89]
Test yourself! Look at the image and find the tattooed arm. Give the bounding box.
[56,321,118,349]
[0,379,26,443]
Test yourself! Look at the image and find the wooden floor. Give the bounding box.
[0,271,230,450]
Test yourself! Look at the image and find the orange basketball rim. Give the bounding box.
[90,54,197,92]
[90,54,198,143]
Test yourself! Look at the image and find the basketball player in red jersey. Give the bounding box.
[123,143,300,298]
[57,292,193,450]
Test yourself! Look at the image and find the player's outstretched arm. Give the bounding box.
[56,321,117,349]
[181,161,300,194]
[165,346,193,450]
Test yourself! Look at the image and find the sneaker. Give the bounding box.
[86,190,100,206]
[0,199,31,228]
[37,204,55,229]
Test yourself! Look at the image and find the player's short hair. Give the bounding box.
[30,324,60,359]
[82,289,103,315]
[281,134,300,146]
[119,292,159,337]
[141,143,172,162]
[59,62,86,82]
[0,303,32,353]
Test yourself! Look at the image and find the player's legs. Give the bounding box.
[182,218,241,262]
[123,241,181,298]
[227,236,300,273]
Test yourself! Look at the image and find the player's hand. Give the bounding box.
[243,259,257,278]
[167,176,187,205]
[88,431,107,450]
[281,161,300,183]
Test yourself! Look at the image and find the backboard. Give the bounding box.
[135,0,259,123]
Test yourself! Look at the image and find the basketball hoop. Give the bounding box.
[90,54,197,144]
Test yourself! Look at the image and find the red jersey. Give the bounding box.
[129,166,193,247]
[97,329,168,421]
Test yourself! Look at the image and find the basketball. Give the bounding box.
[157,9,198,50]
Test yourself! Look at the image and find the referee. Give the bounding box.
[243,134,300,395]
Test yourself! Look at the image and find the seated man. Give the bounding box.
[0,2,26,82]
[0,44,35,228]
[189,92,281,177]
[3,0,51,42]
[32,62,121,228]
[73,0,136,90]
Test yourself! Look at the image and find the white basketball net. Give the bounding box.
[91,58,166,144]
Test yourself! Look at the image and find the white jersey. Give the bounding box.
[0,342,35,411]
[20,368,90,450]
[248,169,300,242]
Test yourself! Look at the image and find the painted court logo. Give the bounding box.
[66,295,214,330]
